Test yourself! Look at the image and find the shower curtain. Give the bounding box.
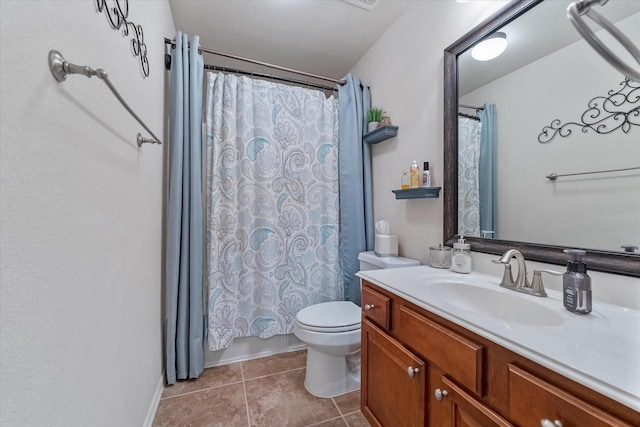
[164,32,204,384]
[458,104,497,238]
[338,74,373,306]
[204,73,342,351]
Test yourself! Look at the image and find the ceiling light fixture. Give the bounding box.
[471,32,508,61]
[342,0,378,11]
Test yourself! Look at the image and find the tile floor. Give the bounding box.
[153,350,371,427]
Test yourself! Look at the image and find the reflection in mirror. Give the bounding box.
[444,0,640,277]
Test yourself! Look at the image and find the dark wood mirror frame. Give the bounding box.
[443,0,639,277]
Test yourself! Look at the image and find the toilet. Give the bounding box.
[293,251,420,398]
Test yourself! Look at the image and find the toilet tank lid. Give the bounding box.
[358,251,420,268]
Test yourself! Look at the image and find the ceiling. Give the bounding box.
[459,0,640,95]
[168,0,640,93]
[168,0,410,86]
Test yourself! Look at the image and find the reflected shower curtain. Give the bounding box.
[458,104,497,238]
[204,73,342,351]
[165,32,204,385]
[458,116,482,237]
[478,104,497,238]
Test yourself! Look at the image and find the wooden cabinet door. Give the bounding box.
[433,376,513,427]
[361,318,426,427]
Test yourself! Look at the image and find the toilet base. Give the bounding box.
[303,347,361,398]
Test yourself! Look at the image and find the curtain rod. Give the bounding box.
[458,112,480,121]
[459,103,485,111]
[204,64,337,93]
[164,38,346,86]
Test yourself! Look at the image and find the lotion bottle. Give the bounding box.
[422,162,432,187]
[562,249,592,314]
[451,233,472,274]
[410,160,420,188]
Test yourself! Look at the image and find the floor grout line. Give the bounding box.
[243,366,306,382]
[159,379,245,400]
[330,395,349,426]
[303,414,347,427]
[240,362,252,427]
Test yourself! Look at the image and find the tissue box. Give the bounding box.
[375,234,398,257]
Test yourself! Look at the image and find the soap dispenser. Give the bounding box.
[563,249,592,314]
[451,233,472,274]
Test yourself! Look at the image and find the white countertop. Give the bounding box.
[357,266,640,412]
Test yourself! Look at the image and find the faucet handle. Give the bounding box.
[531,269,563,297]
[493,259,515,287]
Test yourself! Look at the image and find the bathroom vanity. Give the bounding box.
[357,267,640,427]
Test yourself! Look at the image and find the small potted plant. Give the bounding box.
[366,107,383,132]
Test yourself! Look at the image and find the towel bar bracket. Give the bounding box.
[137,133,160,147]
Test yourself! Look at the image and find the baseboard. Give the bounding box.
[204,334,307,368]
[142,372,165,427]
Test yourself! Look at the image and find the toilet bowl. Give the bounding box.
[293,301,361,398]
[293,252,420,398]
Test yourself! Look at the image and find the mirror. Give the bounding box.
[443,0,640,277]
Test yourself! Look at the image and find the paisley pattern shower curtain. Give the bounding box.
[458,116,482,237]
[204,73,342,351]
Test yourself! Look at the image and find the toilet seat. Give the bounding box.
[295,301,361,333]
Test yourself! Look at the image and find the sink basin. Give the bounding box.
[422,280,565,327]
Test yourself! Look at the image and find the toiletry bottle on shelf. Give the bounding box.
[410,160,420,188]
[422,162,432,187]
[563,249,592,314]
[451,233,472,273]
[401,170,409,190]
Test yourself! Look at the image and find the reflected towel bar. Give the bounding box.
[48,50,162,147]
[546,166,640,181]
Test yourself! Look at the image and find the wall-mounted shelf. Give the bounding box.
[364,126,398,144]
[392,187,441,199]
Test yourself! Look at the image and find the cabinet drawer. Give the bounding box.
[508,364,632,427]
[395,305,484,394]
[362,285,390,330]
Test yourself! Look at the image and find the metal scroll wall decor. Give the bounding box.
[538,78,639,144]
[95,0,149,77]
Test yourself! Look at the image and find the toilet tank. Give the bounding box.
[358,251,420,271]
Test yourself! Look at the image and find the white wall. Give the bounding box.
[349,1,640,309]
[461,12,640,252]
[0,1,174,426]
[350,0,508,262]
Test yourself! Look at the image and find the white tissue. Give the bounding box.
[375,220,390,235]
[374,220,398,256]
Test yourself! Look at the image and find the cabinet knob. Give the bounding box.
[407,366,420,378]
[434,388,449,401]
[364,304,375,311]
[540,419,563,427]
